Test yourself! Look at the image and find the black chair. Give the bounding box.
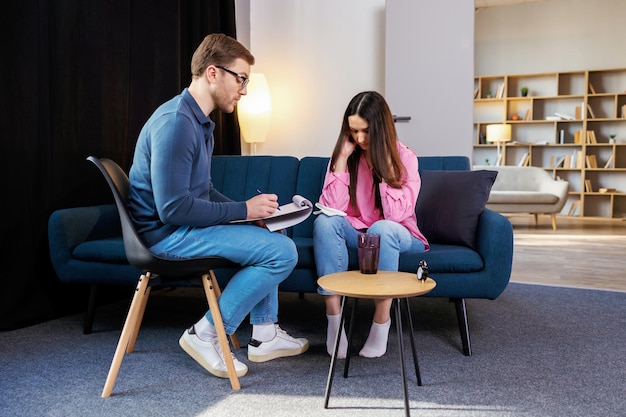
[86,156,241,396]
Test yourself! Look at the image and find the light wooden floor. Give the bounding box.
[507,214,626,292]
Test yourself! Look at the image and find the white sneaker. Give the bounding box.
[247,325,309,363]
[179,327,248,378]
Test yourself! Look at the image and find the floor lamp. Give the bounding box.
[238,73,272,155]
[486,124,511,166]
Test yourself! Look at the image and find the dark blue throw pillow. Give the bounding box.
[416,170,497,250]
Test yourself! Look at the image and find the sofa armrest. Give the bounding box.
[473,208,514,299]
[48,204,122,268]
[539,179,569,201]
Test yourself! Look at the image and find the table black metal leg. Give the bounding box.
[395,298,411,417]
[404,298,422,386]
[324,295,346,408]
[343,297,358,378]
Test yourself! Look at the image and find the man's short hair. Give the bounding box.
[191,33,255,79]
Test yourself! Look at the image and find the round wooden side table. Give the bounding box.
[318,270,436,417]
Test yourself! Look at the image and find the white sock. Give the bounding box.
[252,323,277,343]
[194,315,217,342]
[359,319,391,358]
[326,314,348,359]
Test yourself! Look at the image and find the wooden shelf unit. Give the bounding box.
[473,68,626,219]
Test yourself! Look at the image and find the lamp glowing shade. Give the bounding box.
[486,124,511,144]
[486,124,511,166]
[238,73,272,148]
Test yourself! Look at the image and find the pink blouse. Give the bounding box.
[319,141,429,250]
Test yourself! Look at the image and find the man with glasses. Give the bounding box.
[128,33,309,380]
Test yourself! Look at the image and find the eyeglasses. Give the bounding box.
[216,65,249,89]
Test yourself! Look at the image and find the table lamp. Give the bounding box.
[237,73,272,155]
[486,124,511,166]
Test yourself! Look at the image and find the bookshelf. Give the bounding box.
[473,68,626,219]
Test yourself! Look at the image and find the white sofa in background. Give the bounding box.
[474,165,569,230]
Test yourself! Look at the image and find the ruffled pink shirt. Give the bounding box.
[319,141,429,250]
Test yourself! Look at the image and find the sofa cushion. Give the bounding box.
[399,244,485,273]
[416,170,497,250]
[72,238,129,264]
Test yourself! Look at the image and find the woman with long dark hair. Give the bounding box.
[314,91,429,358]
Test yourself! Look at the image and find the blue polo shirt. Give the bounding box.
[128,88,247,247]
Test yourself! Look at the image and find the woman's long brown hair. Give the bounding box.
[329,91,406,214]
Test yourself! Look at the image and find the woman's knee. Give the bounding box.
[313,214,344,238]
[368,220,398,239]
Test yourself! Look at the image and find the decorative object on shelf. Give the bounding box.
[486,124,512,166]
[521,86,528,97]
[486,90,493,98]
[609,134,616,144]
[238,73,272,155]
[511,114,520,121]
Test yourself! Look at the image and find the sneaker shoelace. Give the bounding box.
[211,338,238,364]
[275,325,298,342]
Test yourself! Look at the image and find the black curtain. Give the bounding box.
[0,0,240,330]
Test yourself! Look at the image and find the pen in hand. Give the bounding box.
[257,189,280,210]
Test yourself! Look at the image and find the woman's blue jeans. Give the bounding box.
[313,215,426,295]
[149,224,297,334]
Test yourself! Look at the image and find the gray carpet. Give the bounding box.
[1,283,624,417]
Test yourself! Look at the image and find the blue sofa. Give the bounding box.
[48,155,513,355]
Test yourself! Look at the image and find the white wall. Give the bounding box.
[475,0,626,76]
[237,0,626,158]
[386,0,474,157]
[240,0,386,158]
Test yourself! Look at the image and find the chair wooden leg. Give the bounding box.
[126,285,151,353]
[550,213,557,230]
[210,275,240,349]
[202,271,241,390]
[101,273,150,398]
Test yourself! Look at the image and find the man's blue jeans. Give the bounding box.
[150,224,297,334]
[313,215,426,295]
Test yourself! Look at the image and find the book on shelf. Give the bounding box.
[496,83,505,98]
[518,152,530,167]
[473,87,479,99]
[567,199,581,216]
[585,154,598,169]
[230,194,313,232]
[584,179,592,192]
[523,108,531,120]
[585,130,597,144]
[586,103,596,119]
[604,154,614,169]
[574,130,584,144]
[553,155,566,168]
[575,150,584,168]
[565,150,583,169]
[622,104,626,118]
[555,112,574,121]
[589,83,596,94]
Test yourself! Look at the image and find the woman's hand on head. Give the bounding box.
[340,133,356,158]
[333,134,356,173]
